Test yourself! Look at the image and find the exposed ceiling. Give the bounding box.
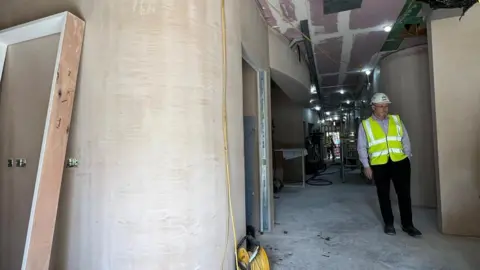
[256,0,414,109]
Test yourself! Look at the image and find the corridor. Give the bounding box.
[260,168,480,270]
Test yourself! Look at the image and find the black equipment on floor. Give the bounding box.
[304,132,333,186]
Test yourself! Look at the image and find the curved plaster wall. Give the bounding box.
[268,29,310,104]
[0,1,245,269]
[377,45,436,208]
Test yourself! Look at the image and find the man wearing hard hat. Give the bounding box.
[357,93,422,237]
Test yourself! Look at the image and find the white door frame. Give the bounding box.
[242,56,272,232]
[0,12,85,269]
[256,69,272,232]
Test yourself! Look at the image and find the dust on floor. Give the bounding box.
[259,169,480,270]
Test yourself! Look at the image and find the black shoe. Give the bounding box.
[402,226,422,237]
[384,225,396,235]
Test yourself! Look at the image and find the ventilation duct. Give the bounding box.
[417,0,478,19]
[323,0,363,14]
[299,20,321,104]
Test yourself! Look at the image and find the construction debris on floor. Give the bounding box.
[259,169,480,270]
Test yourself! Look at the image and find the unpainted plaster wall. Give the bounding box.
[303,109,320,125]
[271,82,305,183]
[377,45,436,208]
[272,83,305,148]
[242,0,269,69]
[1,1,244,269]
[0,34,59,270]
[428,5,480,236]
[269,29,311,104]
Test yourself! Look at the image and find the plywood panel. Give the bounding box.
[0,34,59,270]
[428,7,480,236]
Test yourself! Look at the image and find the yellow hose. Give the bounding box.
[237,247,270,270]
[249,247,270,270]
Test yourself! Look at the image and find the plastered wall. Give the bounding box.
[1,1,244,269]
[269,29,311,104]
[303,109,320,125]
[271,82,305,184]
[271,83,305,148]
[241,0,269,70]
[428,5,480,236]
[377,45,436,208]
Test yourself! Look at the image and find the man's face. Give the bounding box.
[372,103,389,119]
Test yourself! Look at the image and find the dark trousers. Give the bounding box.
[371,158,413,227]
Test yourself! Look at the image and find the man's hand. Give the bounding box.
[364,167,373,180]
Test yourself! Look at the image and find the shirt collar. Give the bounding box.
[371,114,389,121]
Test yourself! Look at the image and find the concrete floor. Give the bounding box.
[259,167,480,270]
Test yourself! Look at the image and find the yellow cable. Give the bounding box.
[220,0,240,269]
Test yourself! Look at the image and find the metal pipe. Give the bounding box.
[300,20,321,101]
[289,37,304,48]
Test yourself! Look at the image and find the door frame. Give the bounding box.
[242,56,273,232]
[0,12,85,269]
[256,69,272,232]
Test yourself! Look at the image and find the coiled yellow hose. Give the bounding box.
[237,247,270,270]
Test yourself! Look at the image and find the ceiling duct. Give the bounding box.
[417,0,478,19]
[289,37,304,49]
[323,0,363,14]
[299,20,321,103]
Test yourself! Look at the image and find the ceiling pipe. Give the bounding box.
[289,37,304,49]
[299,20,322,105]
[320,84,356,89]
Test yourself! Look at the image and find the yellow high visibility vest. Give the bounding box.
[362,115,408,165]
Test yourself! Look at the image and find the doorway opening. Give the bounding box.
[242,59,271,234]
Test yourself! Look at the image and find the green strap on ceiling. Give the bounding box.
[380,0,424,52]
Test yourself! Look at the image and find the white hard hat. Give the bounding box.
[370,93,391,105]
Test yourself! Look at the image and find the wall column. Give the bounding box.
[427,5,480,236]
[0,1,244,269]
[377,45,436,208]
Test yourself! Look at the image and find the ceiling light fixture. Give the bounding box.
[364,69,371,76]
[345,100,351,104]
[384,25,392,32]
[314,105,321,111]
[321,119,325,123]
[325,111,331,116]
[339,89,345,94]
[310,85,317,94]
[310,99,315,103]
